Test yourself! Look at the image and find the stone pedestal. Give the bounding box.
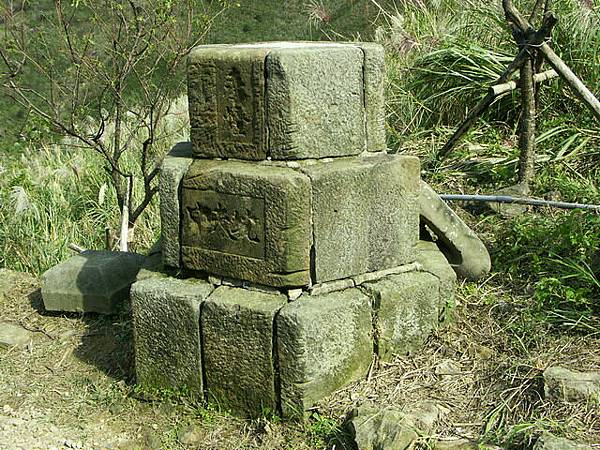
[133,41,457,419]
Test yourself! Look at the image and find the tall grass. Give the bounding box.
[0,96,189,275]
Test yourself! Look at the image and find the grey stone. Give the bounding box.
[356,42,387,153]
[41,250,146,314]
[415,240,457,318]
[489,183,529,218]
[534,433,592,450]
[433,441,480,450]
[266,44,365,159]
[181,159,312,287]
[201,286,286,417]
[352,262,421,286]
[362,272,439,361]
[276,289,372,417]
[420,181,491,281]
[187,42,386,160]
[131,275,213,392]
[348,402,447,450]
[347,406,417,450]
[543,366,600,403]
[301,154,420,283]
[160,142,193,268]
[0,322,32,347]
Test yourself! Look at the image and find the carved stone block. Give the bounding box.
[300,154,421,283]
[181,159,312,287]
[187,42,386,160]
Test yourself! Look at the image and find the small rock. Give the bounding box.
[0,321,32,347]
[177,425,203,446]
[433,439,478,450]
[287,288,303,301]
[348,406,417,450]
[435,360,461,378]
[533,432,592,450]
[543,366,600,403]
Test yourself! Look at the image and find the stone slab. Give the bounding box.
[187,42,386,160]
[300,154,420,283]
[160,142,193,268]
[181,159,312,287]
[276,288,372,417]
[131,275,213,393]
[201,286,287,417]
[41,250,146,314]
[362,271,440,361]
[420,181,491,281]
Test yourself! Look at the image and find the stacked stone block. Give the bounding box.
[132,42,456,418]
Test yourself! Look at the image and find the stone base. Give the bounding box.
[131,242,454,418]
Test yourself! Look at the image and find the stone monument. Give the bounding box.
[131,42,456,418]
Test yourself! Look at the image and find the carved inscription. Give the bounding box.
[182,189,265,260]
[188,55,266,159]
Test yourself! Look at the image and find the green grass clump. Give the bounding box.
[493,210,600,326]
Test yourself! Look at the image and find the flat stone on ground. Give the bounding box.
[301,154,420,283]
[201,286,287,417]
[131,275,214,393]
[276,288,372,417]
[41,250,146,314]
[0,322,32,348]
[362,271,440,361]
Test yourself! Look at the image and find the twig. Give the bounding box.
[68,243,86,253]
[119,176,131,252]
[440,194,600,212]
[490,69,557,96]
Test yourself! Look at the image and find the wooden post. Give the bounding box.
[518,55,536,190]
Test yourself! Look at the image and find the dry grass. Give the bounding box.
[320,281,600,448]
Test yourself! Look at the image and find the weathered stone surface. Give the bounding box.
[348,402,446,450]
[41,251,146,314]
[201,286,286,417]
[301,154,420,283]
[187,42,386,160]
[188,46,269,160]
[0,322,32,348]
[181,159,312,287]
[131,276,213,392]
[362,272,439,361]
[266,44,365,159]
[348,406,417,450]
[543,366,600,403]
[356,42,387,153]
[415,240,457,317]
[160,142,193,268]
[420,181,491,281]
[534,433,592,450]
[276,289,372,417]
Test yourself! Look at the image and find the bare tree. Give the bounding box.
[0,0,227,250]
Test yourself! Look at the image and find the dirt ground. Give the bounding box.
[1,269,599,450]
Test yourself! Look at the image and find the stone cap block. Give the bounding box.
[188,41,386,161]
[181,159,312,287]
[41,250,146,314]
